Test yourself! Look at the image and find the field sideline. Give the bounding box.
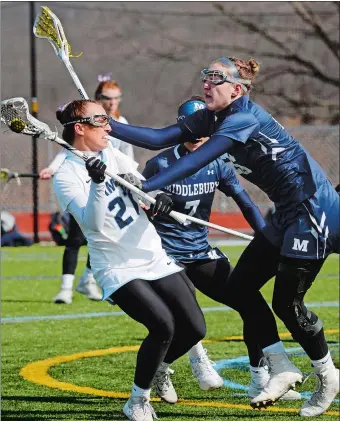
[1,245,339,420]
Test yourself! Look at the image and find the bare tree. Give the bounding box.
[144,2,339,124]
[213,1,340,123]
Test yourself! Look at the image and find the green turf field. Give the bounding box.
[1,245,339,420]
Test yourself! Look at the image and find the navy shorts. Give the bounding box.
[263,180,340,260]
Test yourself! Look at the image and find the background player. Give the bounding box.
[143,96,300,403]
[40,75,134,304]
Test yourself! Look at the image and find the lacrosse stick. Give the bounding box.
[1,168,39,186]
[0,98,253,240]
[33,7,253,241]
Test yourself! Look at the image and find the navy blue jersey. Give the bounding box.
[142,95,329,212]
[143,144,243,261]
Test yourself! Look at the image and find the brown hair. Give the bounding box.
[56,99,98,144]
[94,80,122,119]
[230,57,259,92]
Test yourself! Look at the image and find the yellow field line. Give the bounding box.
[20,332,340,417]
[203,329,339,342]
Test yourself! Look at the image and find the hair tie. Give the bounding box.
[57,102,70,112]
[97,72,112,82]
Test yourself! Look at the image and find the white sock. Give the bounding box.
[61,274,74,289]
[263,341,285,355]
[188,342,205,360]
[131,382,151,399]
[250,365,268,375]
[79,267,94,285]
[311,351,333,368]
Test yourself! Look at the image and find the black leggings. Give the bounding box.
[224,232,328,360]
[110,271,206,389]
[182,256,263,366]
[63,214,91,275]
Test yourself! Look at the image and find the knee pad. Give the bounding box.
[274,260,323,336]
[292,302,323,337]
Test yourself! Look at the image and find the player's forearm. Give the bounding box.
[68,183,107,232]
[233,190,266,233]
[143,135,234,192]
[109,119,185,150]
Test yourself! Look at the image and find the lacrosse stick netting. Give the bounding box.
[33,6,87,99]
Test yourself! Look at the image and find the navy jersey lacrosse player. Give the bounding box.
[108,56,340,415]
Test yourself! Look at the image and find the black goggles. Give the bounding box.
[200,69,251,91]
[63,114,110,127]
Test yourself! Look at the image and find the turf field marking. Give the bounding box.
[2,301,339,324]
[20,335,340,417]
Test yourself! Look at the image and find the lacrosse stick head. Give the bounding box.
[33,6,82,61]
[1,97,52,137]
[0,168,21,187]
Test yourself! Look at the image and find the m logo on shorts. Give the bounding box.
[292,238,309,252]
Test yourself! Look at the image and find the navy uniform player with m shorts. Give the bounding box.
[143,96,302,404]
[108,56,340,417]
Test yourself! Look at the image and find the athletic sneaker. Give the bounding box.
[189,349,224,391]
[153,363,177,404]
[299,365,339,417]
[75,277,102,301]
[53,288,73,304]
[123,396,158,421]
[250,352,303,408]
[248,365,302,400]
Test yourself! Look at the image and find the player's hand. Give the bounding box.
[150,193,173,216]
[39,167,54,179]
[116,173,143,190]
[86,157,106,184]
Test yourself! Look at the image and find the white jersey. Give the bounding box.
[53,143,182,299]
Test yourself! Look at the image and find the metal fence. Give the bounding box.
[0,125,338,214]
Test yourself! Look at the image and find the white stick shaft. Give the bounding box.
[182,215,254,240]
[64,60,89,100]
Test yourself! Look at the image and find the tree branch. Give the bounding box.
[291,2,340,59]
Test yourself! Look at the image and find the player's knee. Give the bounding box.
[273,261,323,337]
[154,315,175,344]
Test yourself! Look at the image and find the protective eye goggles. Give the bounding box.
[63,114,110,127]
[200,69,251,91]
[99,94,122,101]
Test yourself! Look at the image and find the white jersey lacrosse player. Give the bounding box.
[53,142,181,297]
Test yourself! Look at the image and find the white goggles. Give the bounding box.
[200,69,251,91]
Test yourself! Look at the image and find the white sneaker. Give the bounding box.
[75,277,102,301]
[153,363,177,404]
[248,365,302,401]
[250,352,303,408]
[299,365,339,417]
[123,396,158,421]
[190,349,224,391]
[53,288,73,304]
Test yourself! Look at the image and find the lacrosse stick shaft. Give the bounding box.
[17,173,39,178]
[64,60,88,100]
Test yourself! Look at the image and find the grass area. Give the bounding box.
[1,245,339,420]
